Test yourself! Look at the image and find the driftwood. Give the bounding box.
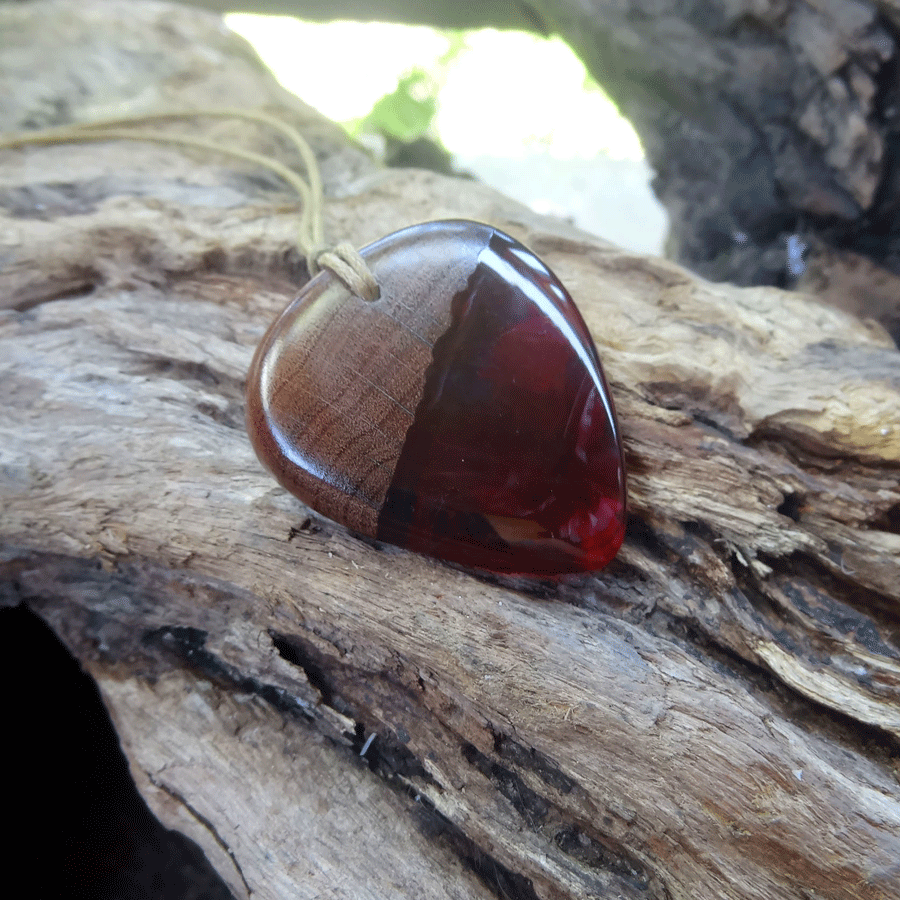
[2,2,899,899]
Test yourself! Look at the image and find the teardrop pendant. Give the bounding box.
[246,220,626,576]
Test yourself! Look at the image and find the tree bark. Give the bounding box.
[2,3,899,900]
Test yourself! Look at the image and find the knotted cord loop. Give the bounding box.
[0,107,381,301]
[314,242,381,302]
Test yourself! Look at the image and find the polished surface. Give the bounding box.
[376,228,625,574]
[247,221,625,575]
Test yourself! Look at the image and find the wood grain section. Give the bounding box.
[2,3,899,900]
[246,222,487,535]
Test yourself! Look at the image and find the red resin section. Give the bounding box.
[377,229,626,575]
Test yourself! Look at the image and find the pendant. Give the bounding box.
[246,220,626,576]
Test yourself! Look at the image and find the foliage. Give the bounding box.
[351,69,439,142]
[348,30,467,144]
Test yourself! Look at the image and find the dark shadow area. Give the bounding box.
[0,603,233,900]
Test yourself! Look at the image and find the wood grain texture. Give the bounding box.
[246,222,484,535]
[2,3,899,900]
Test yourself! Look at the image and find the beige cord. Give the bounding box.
[0,108,380,301]
[316,243,381,301]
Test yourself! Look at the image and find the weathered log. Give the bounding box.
[2,3,899,899]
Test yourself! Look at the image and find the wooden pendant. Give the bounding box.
[246,220,626,576]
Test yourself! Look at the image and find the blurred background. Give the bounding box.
[226,14,669,254]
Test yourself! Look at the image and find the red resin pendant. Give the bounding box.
[246,220,626,576]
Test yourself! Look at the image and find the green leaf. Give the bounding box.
[353,69,438,142]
